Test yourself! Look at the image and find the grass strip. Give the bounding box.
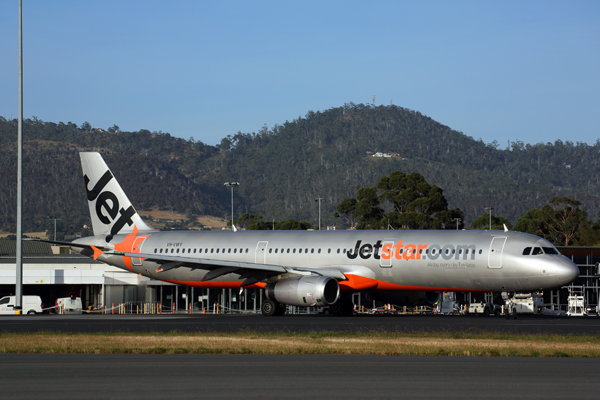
[1,331,599,357]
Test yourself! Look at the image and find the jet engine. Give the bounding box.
[367,291,440,307]
[266,276,340,307]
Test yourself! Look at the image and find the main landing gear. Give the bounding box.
[261,299,287,316]
[330,298,354,316]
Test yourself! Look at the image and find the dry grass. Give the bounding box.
[137,209,227,229]
[1,332,599,357]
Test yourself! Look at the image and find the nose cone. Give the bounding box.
[556,258,579,286]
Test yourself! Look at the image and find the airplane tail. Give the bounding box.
[80,152,153,237]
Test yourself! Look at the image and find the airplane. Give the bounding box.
[46,152,580,316]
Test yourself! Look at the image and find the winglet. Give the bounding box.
[90,245,103,260]
[503,224,509,232]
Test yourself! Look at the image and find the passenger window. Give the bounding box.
[199,249,202,253]
[311,249,314,254]
[343,249,347,253]
[193,249,196,253]
[293,249,296,253]
[171,249,174,253]
[233,249,237,253]
[154,249,157,253]
[287,249,290,253]
[269,249,272,253]
[211,249,214,253]
[452,249,456,254]
[275,249,278,253]
[318,249,321,254]
[337,249,340,254]
[298,249,302,253]
[305,248,308,253]
[228,249,231,253]
[532,247,543,255]
[479,250,482,254]
[222,248,225,253]
[216,249,219,253]
[522,247,532,256]
[160,249,163,253]
[328,249,331,254]
[245,249,248,253]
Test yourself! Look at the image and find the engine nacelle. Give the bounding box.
[367,291,440,307]
[266,276,340,307]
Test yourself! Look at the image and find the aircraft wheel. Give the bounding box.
[261,300,280,317]
[483,308,490,316]
[274,303,287,316]
[505,309,511,319]
[512,308,518,319]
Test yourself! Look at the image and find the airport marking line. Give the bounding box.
[1,332,599,357]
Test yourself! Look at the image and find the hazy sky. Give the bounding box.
[0,1,598,146]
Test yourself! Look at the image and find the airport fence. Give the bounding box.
[93,302,323,315]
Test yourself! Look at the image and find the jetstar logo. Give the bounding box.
[85,170,136,236]
[346,240,477,261]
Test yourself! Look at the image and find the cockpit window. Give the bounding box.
[531,247,543,255]
[522,247,531,255]
[542,247,558,255]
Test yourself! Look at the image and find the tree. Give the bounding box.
[80,121,92,131]
[108,124,120,133]
[334,198,358,229]
[354,187,385,229]
[377,171,460,229]
[514,197,594,246]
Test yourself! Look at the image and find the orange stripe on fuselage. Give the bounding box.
[339,274,489,293]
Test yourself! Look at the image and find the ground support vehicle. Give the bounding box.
[507,293,544,315]
[0,295,43,315]
[468,302,502,315]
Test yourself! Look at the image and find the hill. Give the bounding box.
[0,104,599,235]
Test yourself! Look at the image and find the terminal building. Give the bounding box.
[0,240,598,314]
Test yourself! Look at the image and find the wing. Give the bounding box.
[120,251,348,286]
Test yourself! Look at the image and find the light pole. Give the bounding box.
[452,218,461,230]
[485,207,494,230]
[224,182,239,230]
[48,216,61,242]
[315,197,324,230]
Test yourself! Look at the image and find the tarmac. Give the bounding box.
[1,312,599,335]
[1,354,598,399]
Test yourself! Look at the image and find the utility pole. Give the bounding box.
[453,218,462,230]
[315,198,324,230]
[485,207,494,230]
[224,182,239,229]
[15,0,24,314]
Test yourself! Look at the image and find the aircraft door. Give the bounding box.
[255,241,268,264]
[132,237,147,266]
[379,240,395,268]
[488,237,507,269]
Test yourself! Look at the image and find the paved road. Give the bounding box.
[1,313,599,335]
[0,354,598,399]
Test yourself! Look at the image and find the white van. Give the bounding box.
[56,297,83,314]
[0,295,43,315]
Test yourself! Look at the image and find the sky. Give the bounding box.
[0,1,598,147]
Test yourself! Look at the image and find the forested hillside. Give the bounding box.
[1,103,599,235]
